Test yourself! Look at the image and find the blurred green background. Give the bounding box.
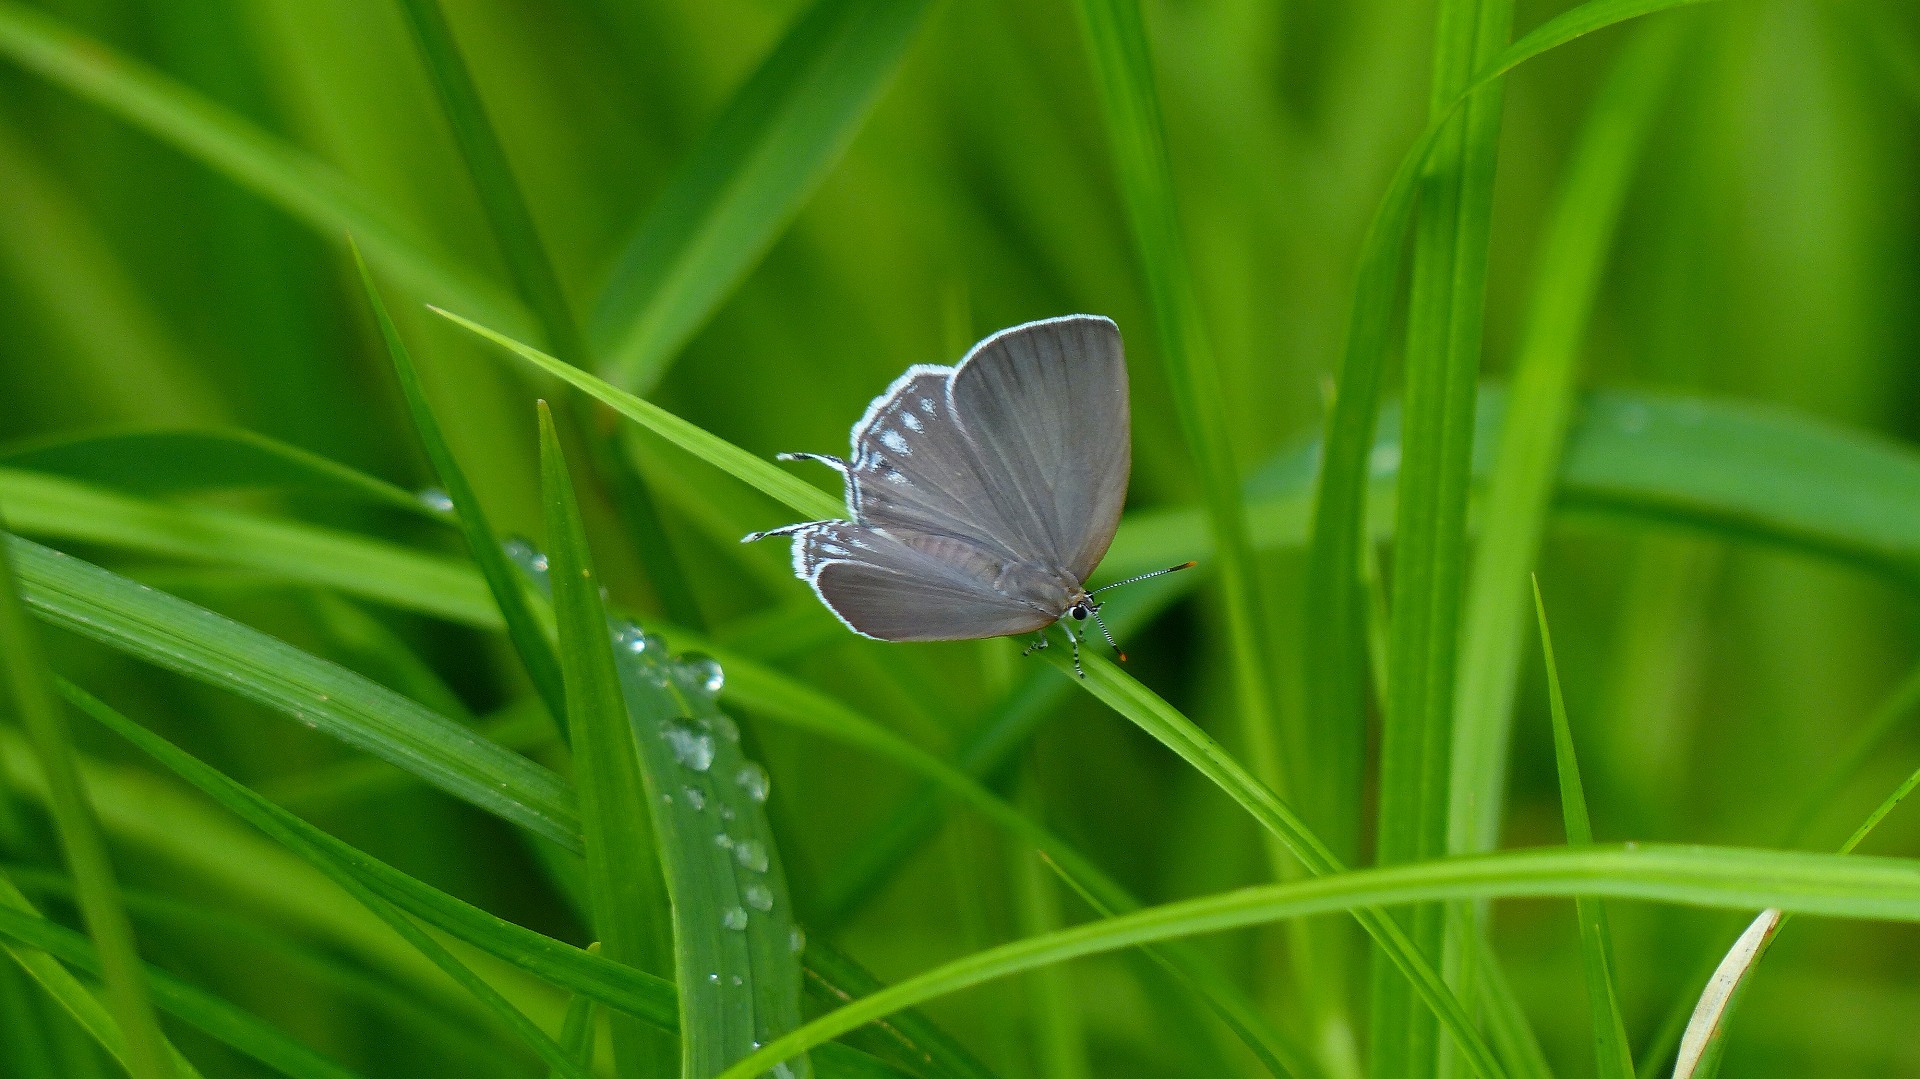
[1,0,1918,1076]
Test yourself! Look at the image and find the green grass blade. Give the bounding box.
[3,864,526,1077]
[1068,3,1340,1059]
[0,468,495,627]
[1070,0,1290,842]
[1478,0,1715,89]
[1042,854,1315,1079]
[6,534,577,847]
[1473,961,1554,1079]
[1534,581,1633,1079]
[45,683,964,1075]
[1301,0,1712,925]
[0,428,424,513]
[539,403,674,1079]
[440,308,842,522]
[0,875,203,1079]
[0,878,361,1079]
[612,633,813,1077]
[0,516,174,1079]
[354,243,567,727]
[712,842,1920,1079]
[0,1,520,332]
[1375,0,1515,1071]
[549,946,599,1079]
[393,0,589,368]
[1449,18,1682,864]
[1050,654,1505,1079]
[799,944,1001,1079]
[591,0,931,391]
[50,678,678,1029]
[391,0,706,631]
[1443,21,1683,1041]
[1010,803,1090,1079]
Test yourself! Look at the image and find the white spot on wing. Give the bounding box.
[880,430,910,454]
[902,413,923,431]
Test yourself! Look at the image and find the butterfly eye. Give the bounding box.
[1070,604,1090,621]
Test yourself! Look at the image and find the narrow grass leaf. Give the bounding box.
[593,0,931,391]
[1375,0,1516,1070]
[539,403,674,1079]
[3,865,524,1077]
[354,243,567,726]
[800,944,1002,1079]
[0,1,520,330]
[394,0,589,367]
[549,956,599,1079]
[0,875,203,1079]
[0,517,173,1079]
[1071,0,1289,852]
[0,468,496,627]
[0,879,361,1079]
[1053,654,1506,1079]
[1449,19,1682,864]
[713,843,1920,1079]
[439,308,841,522]
[0,429,423,513]
[1534,581,1633,1079]
[6,535,576,847]
[1042,854,1315,1079]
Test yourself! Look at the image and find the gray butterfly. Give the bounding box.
[744,315,1191,676]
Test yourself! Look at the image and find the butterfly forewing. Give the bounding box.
[947,315,1129,581]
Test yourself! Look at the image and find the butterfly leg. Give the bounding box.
[1060,620,1085,679]
[1022,629,1050,657]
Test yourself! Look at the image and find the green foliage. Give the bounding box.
[1,0,1917,1076]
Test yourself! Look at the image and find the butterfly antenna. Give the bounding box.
[1089,561,1198,595]
[1090,606,1126,664]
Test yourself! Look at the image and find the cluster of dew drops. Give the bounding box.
[613,620,803,958]
[505,539,805,959]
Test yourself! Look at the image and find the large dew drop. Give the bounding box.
[676,653,725,696]
[721,907,749,931]
[416,487,454,514]
[733,839,769,873]
[661,718,716,772]
[743,882,774,912]
[735,761,770,803]
[502,538,550,580]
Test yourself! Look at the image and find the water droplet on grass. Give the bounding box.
[417,487,454,514]
[735,761,770,803]
[676,653,724,695]
[722,907,748,931]
[734,839,768,873]
[744,882,773,911]
[661,718,715,771]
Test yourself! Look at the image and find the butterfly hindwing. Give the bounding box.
[784,522,1062,642]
